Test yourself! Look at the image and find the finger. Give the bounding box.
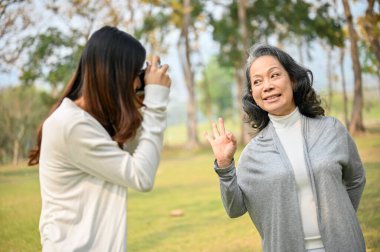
[159,64,169,73]
[151,55,161,70]
[226,132,237,145]
[204,132,215,145]
[218,117,225,135]
[212,122,220,138]
[145,61,152,73]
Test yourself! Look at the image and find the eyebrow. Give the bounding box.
[251,66,281,78]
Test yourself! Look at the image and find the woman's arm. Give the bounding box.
[206,118,247,218]
[215,160,247,218]
[342,129,366,211]
[67,84,169,192]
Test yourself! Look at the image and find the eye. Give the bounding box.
[271,72,281,78]
[252,79,262,86]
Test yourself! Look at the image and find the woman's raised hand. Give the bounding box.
[145,55,171,88]
[205,118,237,168]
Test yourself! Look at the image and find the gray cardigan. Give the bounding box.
[215,115,366,252]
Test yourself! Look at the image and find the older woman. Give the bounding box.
[205,44,366,252]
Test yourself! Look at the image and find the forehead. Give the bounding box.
[249,55,285,75]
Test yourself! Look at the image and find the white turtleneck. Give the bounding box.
[269,108,324,250]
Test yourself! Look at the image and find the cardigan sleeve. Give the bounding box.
[215,160,247,218]
[339,122,366,211]
[67,84,169,192]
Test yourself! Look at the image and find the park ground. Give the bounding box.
[1,95,380,251]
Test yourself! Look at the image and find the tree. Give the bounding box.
[0,0,35,74]
[342,0,365,134]
[358,0,380,64]
[20,27,84,96]
[179,0,201,147]
[326,45,334,111]
[137,0,206,147]
[197,56,234,121]
[210,1,254,143]
[0,86,50,165]
[339,47,349,127]
[0,0,146,165]
[357,1,380,98]
[359,42,380,98]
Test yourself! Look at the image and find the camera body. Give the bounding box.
[136,69,145,96]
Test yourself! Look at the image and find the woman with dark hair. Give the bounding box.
[205,44,366,252]
[28,26,171,251]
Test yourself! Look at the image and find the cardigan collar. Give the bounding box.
[256,114,328,152]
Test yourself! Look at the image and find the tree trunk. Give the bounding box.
[179,0,199,148]
[378,75,380,99]
[363,0,380,64]
[342,0,365,134]
[237,0,250,144]
[340,48,349,128]
[327,46,333,111]
[235,68,250,144]
[12,139,19,167]
[201,70,213,125]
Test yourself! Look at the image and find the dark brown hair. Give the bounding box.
[243,43,324,133]
[28,26,146,165]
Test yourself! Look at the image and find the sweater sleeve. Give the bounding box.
[339,122,366,211]
[67,84,169,192]
[214,160,247,218]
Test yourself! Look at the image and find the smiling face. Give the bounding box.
[249,55,296,116]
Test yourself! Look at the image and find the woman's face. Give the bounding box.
[133,76,141,91]
[249,55,295,116]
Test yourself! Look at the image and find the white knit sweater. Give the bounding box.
[39,84,169,252]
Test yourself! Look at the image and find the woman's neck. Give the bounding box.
[74,96,86,110]
[268,107,300,129]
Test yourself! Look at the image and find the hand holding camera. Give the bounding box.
[137,56,171,96]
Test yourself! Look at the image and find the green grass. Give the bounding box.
[1,124,380,251]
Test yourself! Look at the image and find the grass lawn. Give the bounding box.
[0,123,379,251]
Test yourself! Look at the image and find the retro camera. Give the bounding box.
[136,69,145,96]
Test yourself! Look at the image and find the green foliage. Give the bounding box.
[135,0,205,43]
[210,0,344,68]
[197,56,235,118]
[20,27,84,92]
[359,41,380,76]
[0,85,51,164]
[209,1,244,68]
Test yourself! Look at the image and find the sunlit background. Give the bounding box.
[1,0,379,251]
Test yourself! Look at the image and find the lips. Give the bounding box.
[263,94,281,101]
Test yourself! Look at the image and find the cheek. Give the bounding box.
[133,78,140,90]
[285,85,295,101]
[251,89,261,102]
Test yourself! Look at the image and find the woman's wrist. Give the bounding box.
[217,159,233,168]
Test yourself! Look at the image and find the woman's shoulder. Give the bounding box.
[305,115,346,131]
[240,126,274,158]
[44,98,104,136]
[45,99,84,127]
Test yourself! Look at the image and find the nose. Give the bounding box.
[262,78,274,92]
